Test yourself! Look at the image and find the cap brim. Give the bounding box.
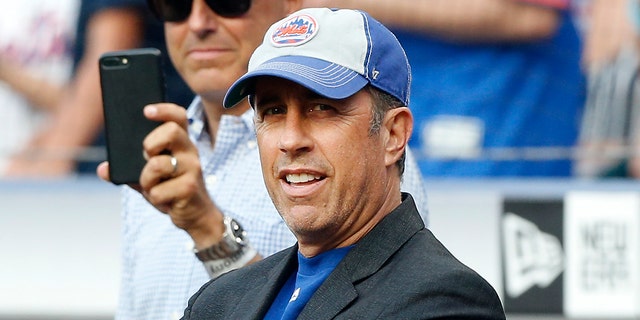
[223,56,368,108]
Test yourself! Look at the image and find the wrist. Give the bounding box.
[193,216,249,261]
[193,216,257,278]
[187,206,225,249]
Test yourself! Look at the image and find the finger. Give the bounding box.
[141,189,171,214]
[96,161,110,182]
[144,171,201,216]
[170,155,179,176]
[143,120,193,159]
[96,161,143,191]
[139,154,181,190]
[144,103,189,130]
[140,167,193,216]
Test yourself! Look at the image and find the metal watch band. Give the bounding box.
[202,245,258,278]
[193,216,248,261]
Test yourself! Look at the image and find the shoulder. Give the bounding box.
[398,229,505,314]
[400,228,486,282]
[339,227,505,318]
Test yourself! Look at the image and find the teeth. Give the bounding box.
[286,173,321,183]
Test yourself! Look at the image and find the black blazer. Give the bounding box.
[183,194,506,319]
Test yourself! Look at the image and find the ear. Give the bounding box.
[382,107,413,168]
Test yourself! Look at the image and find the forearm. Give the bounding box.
[45,8,144,147]
[30,8,145,161]
[0,57,66,111]
[582,0,638,69]
[39,66,104,155]
[4,8,146,177]
[305,0,560,42]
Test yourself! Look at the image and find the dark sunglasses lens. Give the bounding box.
[148,0,192,22]
[207,0,252,17]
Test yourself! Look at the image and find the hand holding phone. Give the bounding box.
[99,48,166,185]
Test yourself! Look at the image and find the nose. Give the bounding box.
[186,0,219,34]
[278,110,313,156]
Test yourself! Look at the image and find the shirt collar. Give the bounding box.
[186,96,255,141]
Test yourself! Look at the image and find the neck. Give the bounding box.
[200,93,251,143]
[297,176,403,258]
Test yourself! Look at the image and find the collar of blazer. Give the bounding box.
[298,193,424,320]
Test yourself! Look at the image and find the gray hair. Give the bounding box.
[366,86,407,176]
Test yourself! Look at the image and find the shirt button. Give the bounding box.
[171,311,181,320]
[191,121,203,133]
[185,240,194,252]
[247,140,257,149]
[205,174,218,186]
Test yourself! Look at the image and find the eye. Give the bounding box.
[264,106,286,115]
[309,104,334,112]
[256,105,286,120]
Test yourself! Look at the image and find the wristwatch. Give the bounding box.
[193,216,249,261]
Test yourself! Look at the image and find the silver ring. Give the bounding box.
[170,156,178,175]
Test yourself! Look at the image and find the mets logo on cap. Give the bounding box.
[271,14,318,47]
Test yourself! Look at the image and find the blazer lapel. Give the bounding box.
[298,194,424,320]
[297,264,358,320]
[231,246,299,319]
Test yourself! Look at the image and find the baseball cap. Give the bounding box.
[223,7,411,108]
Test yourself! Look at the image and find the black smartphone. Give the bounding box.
[99,48,166,185]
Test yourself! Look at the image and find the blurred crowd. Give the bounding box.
[1,0,639,179]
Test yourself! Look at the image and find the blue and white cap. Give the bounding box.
[223,7,411,108]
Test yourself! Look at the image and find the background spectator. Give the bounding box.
[0,0,79,174]
[4,0,192,177]
[304,0,586,177]
[574,0,640,178]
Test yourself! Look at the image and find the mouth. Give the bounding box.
[187,47,231,60]
[278,167,328,198]
[285,173,325,185]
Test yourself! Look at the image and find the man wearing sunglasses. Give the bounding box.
[96,1,429,319]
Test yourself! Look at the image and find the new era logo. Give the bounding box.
[502,213,564,298]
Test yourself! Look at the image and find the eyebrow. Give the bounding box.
[304,91,326,101]
[254,88,328,108]
[253,94,279,109]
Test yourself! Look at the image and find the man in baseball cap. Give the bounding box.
[183,8,505,319]
[223,7,410,108]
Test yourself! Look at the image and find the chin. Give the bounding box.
[190,78,232,97]
[282,207,322,226]
[189,66,235,86]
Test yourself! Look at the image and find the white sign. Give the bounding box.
[564,192,640,318]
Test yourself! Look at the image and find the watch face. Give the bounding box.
[229,218,247,245]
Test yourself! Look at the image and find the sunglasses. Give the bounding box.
[147,0,252,22]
